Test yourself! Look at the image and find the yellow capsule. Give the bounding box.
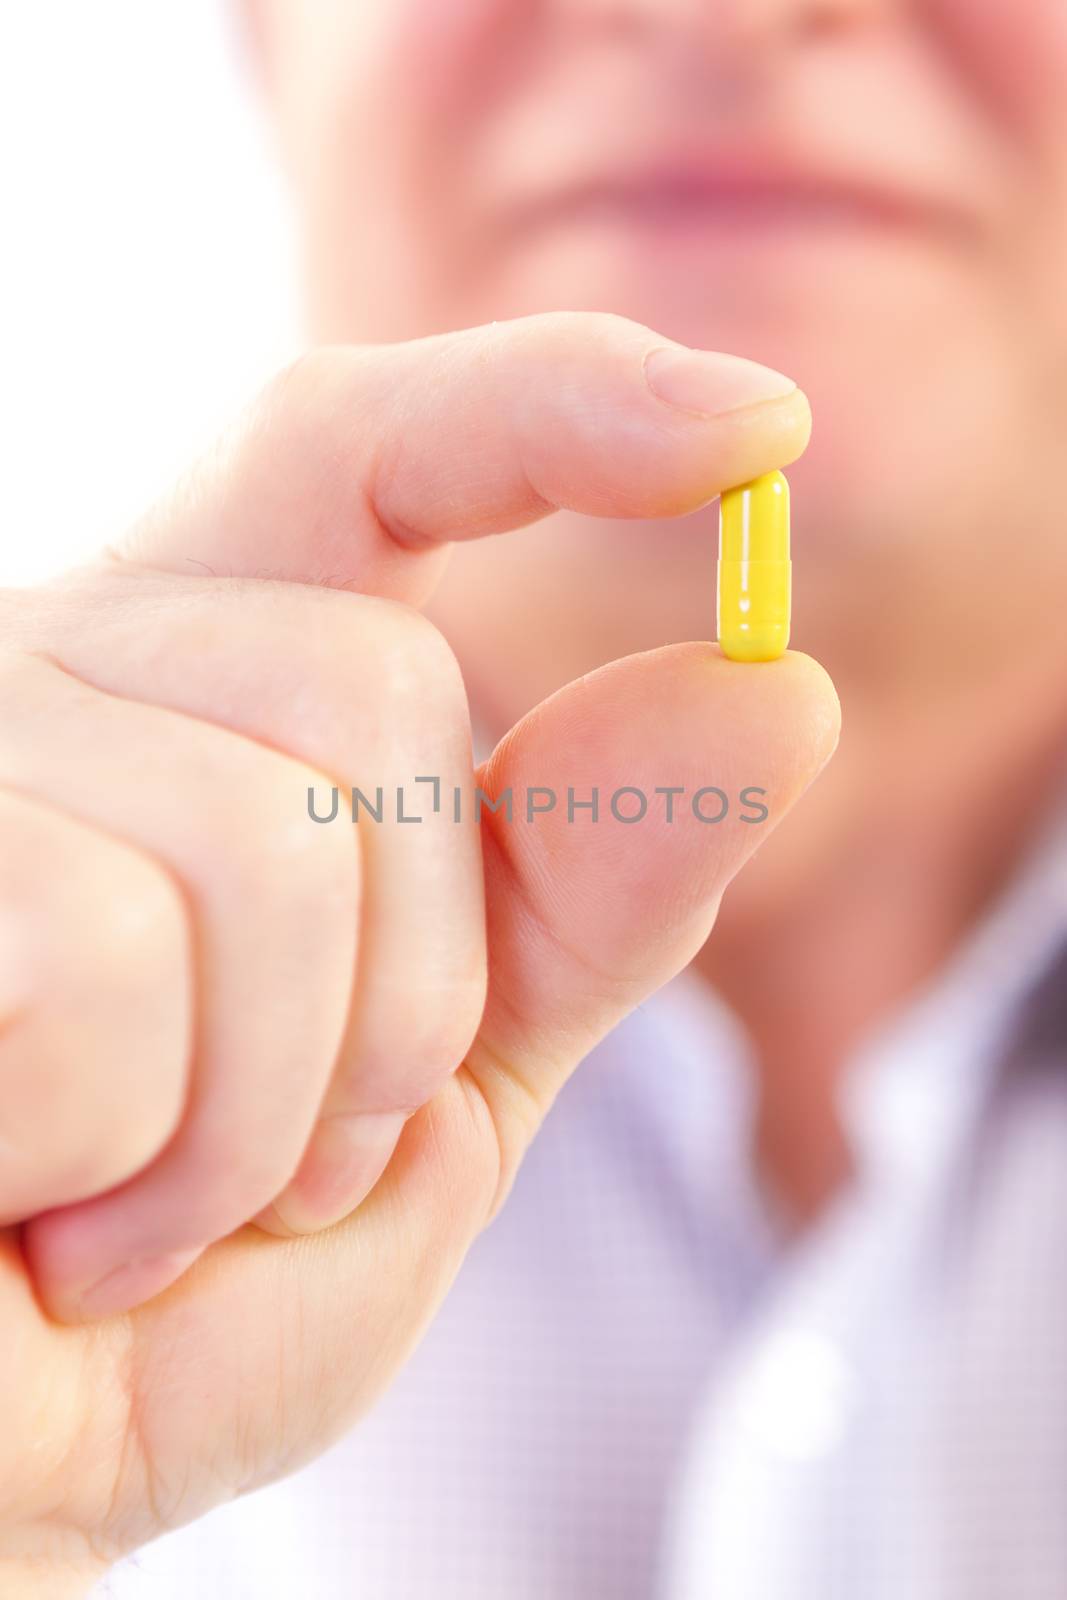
[717,470,791,662]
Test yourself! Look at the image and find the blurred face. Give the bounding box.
[255,0,1067,647]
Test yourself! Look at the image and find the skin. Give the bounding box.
[2,0,1066,1590]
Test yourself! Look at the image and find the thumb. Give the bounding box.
[466,642,841,1205]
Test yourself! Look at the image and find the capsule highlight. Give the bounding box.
[717,470,791,662]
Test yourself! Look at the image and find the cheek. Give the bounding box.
[930,0,1067,136]
[390,0,534,125]
[277,0,505,161]
[293,0,524,197]
[286,0,529,338]
[929,0,1067,346]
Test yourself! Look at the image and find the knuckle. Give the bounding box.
[184,1126,298,1227]
[245,585,468,729]
[419,1070,504,1227]
[422,973,489,1076]
[264,757,359,869]
[226,1149,294,1215]
[257,345,381,478]
[65,861,188,1175]
[371,601,467,709]
[9,999,186,1210]
[0,803,189,1208]
[357,972,489,1112]
[177,571,469,740]
[261,584,466,708]
[512,308,650,361]
[234,749,360,910]
[449,968,490,1048]
[41,1089,173,1205]
[80,846,188,977]
[264,345,352,417]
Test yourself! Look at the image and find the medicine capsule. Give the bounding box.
[717,470,791,662]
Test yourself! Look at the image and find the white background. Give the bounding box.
[0,2,298,584]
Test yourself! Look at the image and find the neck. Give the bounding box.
[697,633,1067,1219]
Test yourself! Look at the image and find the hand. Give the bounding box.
[0,312,838,1593]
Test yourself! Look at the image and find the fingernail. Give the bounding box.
[644,346,797,416]
[256,1111,406,1238]
[75,1247,203,1320]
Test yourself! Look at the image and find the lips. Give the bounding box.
[564,173,940,228]
[502,154,975,243]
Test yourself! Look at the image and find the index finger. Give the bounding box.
[104,311,810,605]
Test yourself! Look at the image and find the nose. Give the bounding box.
[550,0,895,43]
[725,0,895,35]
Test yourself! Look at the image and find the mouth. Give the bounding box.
[506,163,972,245]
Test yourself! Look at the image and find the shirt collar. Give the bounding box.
[649,778,1067,1205]
[841,779,1067,1189]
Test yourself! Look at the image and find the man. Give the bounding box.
[2,0,1066,1595]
